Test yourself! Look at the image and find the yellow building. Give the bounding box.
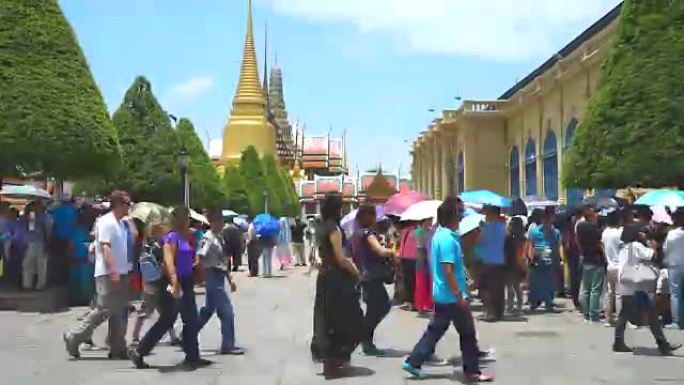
[411,4,621,205]
[220,0,276,164]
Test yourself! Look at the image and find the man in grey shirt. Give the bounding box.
[197,210,244,355]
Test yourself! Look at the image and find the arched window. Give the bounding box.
[510,146,520,198]
[564,118,577,149]
[565,118,583,205]
[525,139,537,197]
[457,152,465,194]
[543,131,559,201]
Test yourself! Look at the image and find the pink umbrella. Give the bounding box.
[383,191,429,216]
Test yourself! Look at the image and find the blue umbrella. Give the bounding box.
[460,190,511,208]
[253,213,280,238]
[634,190,684,208]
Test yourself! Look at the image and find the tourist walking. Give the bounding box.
[129,206,211,370]
[504,216,526,314]
[310,194,362,380]
[22,200,52,290]
[476,205,507,321]
[353,204,395,356]
[577,205,607,323]
[602,210,623,326]
[398,222,418,311]
[130,223,179,345]
[664,208,684,329]
[528,207,560,311]
[402,198,493,382]
[197,210,244,355]
[63,191,131,360]
[276,217,292,270]
[260,232,276,277]
[562,209,583,310]
[246,221,261,277]
[222,219,243,272]
[613,224,681,355]
[414,218,434,316]
[291,217,307,266]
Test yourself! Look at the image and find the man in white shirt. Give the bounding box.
[63,190,131,359]
[601,211,623,326]
[664,208,684,329]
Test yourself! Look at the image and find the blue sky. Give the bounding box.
[60,0,621,177]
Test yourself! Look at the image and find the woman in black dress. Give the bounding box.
[310,193,362,379]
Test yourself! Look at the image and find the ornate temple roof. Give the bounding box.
[365,169,397,201]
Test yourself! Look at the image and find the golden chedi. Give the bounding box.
[221,0,275,164]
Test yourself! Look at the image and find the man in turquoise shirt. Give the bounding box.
[403,198,494,382]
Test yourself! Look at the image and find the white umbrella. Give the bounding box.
[222,209,239,217]
[170,206,209,225]
[459,213,485,236]
[400,200,442,222]
[0,184,51,200]
[189,209,209,225]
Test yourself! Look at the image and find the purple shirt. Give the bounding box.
[163,231,194,278]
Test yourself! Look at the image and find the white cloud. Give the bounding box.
[264,0,621,61]
[169,76,215,100]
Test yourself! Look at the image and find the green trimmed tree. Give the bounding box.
[223,165,250,215]
[175,118,225,209]
[109,76,180,204]
[278,167,299,217]
[262,155,284,217]
[564,0,684,188]
[239,146,267,216]
[0,0,120,179]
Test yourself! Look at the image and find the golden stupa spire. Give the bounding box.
[233,0,265,107]
[220,0,276,164]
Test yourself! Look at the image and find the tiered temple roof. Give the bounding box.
[268,57,295,167]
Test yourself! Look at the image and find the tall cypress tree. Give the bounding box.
[175,118,225,209]
[239,146,267,216]
[564,0,684,188]
[110,76,181,204]
[223,164,250,215]
[262,155,284,217]
[0,0,120,179]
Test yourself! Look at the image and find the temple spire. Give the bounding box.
[220,0,275,164]
[263,22,269,114]
[232,0,264,106]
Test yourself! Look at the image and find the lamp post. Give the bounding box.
[263,188,269,214]
[179,147,190,206]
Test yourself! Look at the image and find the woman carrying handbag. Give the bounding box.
[613,223,681,355]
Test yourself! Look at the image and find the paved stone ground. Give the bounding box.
[2,266,684,385]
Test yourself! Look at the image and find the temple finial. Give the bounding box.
[263,21,269,113]
[232,0,264,105]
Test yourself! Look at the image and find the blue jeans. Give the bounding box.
[360,279,391,346]
[137,276,200,362]
[668,267,684,327]
[198,269,236,351]
[262,246,273,276]
[406,302,481,375]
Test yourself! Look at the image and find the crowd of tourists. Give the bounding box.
[3,186,684,381]
[310,191,684,381]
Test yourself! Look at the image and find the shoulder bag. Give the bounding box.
[620,243,659,295]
